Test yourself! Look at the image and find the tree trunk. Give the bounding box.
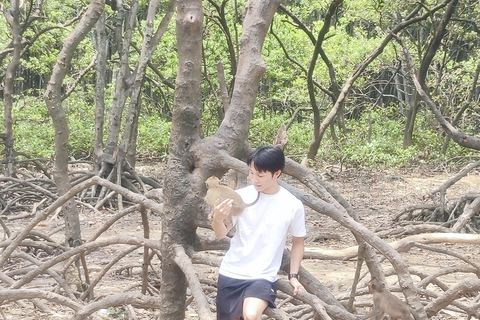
[2,0,22,177]
[305,0,343,161]
[160,0,282,318]
[119,0,175,168]
[44,0,105,247]
[403,0,458,148]
[104,0,137,161]
[160,0,204,318]
[403,92,420,148]
[93,12,108,173]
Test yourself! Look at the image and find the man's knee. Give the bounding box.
[243,307,262,320]
[243,298,268,320]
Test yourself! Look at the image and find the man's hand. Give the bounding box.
[212,198,233,222]
[289,277,304,296]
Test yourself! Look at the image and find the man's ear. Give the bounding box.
[273,170,282,178]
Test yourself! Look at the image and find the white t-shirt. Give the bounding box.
[219,185,306,282]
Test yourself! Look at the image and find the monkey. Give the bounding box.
[204,175,260,222]
[357,278,421,320]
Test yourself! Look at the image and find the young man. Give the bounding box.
[212,146,306,320]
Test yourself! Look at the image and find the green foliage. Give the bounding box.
[331,109,419,167]
[248,114,288,147]
[137,115,171,160]
[7,92,171,161]
[65,93,97,156]
[10,93,96,158]
[317,109,477,168]
[1,0,479,173]
[10,96,55,158]
[285,120,313,157]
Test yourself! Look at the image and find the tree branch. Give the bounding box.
[396,35,480,151]
[173,245,214,320]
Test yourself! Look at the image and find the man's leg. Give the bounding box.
[242,297,268,320]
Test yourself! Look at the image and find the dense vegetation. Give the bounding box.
[1,0,478,170]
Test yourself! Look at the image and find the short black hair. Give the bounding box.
[247,146,285,174]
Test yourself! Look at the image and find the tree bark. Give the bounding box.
[161,0,282,318]
[403,0,458,148]
[1,1,22,177]
[93,12,108,173]
[218,0,280,149]
[43,0,105,247]
[119,0,175,168]
[104,0,137,161]
[160,0,204,318]
[305,0,343,161]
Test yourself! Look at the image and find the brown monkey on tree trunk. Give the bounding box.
[204,175,259,223]
[357,278,421,320]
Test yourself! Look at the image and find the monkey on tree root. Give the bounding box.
[357,278,421,320]
[204,175,260,223]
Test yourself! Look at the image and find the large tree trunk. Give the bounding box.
[160,0,204,318]
[160,0,281,318]
[44,0,105,247]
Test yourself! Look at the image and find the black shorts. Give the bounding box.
[216,274,277,320]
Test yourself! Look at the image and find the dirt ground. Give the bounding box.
[1,165,480,319]
[301,167,480,320]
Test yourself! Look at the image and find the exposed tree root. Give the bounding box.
[304,233,480,260]
[394,160,480,232]
[1,173,479,319]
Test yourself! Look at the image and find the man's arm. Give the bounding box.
[211,199,234,239]
[289,236,305,295]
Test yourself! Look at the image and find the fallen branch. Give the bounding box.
[430,160,480,197]
[416,266,478,289]
[0,289,82,311]
[0,271,50,311]
[0,176,164,268]
[12,251,77,301]
[264,306,290,320]
[80,246,140,301]
[425,278,480,318]
[402,242,480,271]
[377,224,452,237]
[88,204,140,241]
[75,292,162,320]
[452,196,480,232]
[276,279,354,320]
[304,233,480,260]
[9,236,162,289]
